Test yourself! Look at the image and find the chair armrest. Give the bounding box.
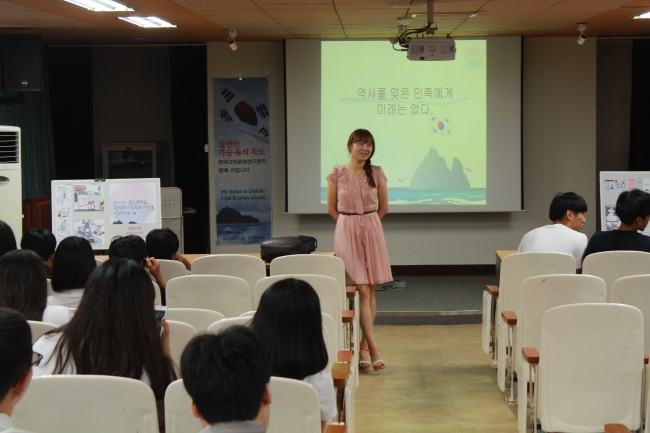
[337,350,353,363]
[501,310,517,326]
[346,286,356,298]
[341,310,354,323]
[522,347,539,365]
[332,362,350,388]
[324,425,346,433]
[604,424,631,433]
[485,285,499,296]
[645,353,649,365]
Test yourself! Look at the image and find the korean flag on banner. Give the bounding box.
[213,81,270,143]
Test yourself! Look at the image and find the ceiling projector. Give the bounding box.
[407,38,456,61]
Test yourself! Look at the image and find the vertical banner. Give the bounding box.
[213,78,272,245]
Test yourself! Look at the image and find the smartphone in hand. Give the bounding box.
[154,305,168,336]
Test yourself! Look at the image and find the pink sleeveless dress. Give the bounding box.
[326,165,393,286]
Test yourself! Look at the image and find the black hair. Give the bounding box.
[0,250,47,321]
[615,189,650,226]
[108,235,147,265]
[51,236,96,293]
[20,228,57,262]
[146,228,179,260]
[48,258,176,399]
[249,278,328,380]
[548,192,588,222]
[181,327,271,424]
[347,129,376,188]
[0,307,32,401]
[0,220,17,259]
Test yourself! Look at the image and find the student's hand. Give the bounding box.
[147,257,167,288]
[160,317,172,359]
[173,253,192,271]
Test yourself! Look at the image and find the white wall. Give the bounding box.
[207,38,597,265]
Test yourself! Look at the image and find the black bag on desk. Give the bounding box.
[260,236,317,262]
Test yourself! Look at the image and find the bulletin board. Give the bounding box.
[599,171,650,233]
[51,178,162,249]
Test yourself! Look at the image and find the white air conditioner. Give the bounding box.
[0,126,22,245]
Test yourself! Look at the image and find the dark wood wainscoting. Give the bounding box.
[22,196,52,234]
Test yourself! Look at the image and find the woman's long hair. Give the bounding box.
[51,236,97,293]
[48,258,177,399]
[250,278,328,380]
[0,220,17,259]
[0,250,46,320]
[347,129,376,188]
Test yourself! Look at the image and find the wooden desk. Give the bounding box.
[97,251,335,266]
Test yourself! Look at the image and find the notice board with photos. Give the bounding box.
[599,171,650,234]
[51,178,162,249]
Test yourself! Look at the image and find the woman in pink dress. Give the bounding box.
[326,129,392,371]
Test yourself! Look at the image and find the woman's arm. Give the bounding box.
[327,184,339,222]
[377,185,388,219]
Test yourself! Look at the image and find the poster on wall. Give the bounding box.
[599,171,650,234]
[212,77,272,245]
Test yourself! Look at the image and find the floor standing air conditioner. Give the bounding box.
[0,126,21,245]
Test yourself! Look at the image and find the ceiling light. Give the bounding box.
[63,0,134,11]
[632,11,650,19]
[412,12,477,18]
[118,16,177,28]
[393,4,426,8]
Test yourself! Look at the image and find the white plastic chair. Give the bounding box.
[167,308,225,333]
[207,317,251,334]
[487,252,575,394]
[13,375,159,433]
[270,255,345,305]
[514,274,607,433]
[152,281,162,306]
[28,320,57,345]
[268,376,321,433]
[582,251,650,300]
[521,304,644,433]
[164,379,202,433]
[158,259,189,283]
[167,320,197,368]
[166,275,251,318]
[95,258,104,267]
[46,279,55,296]
[239,311,256,317]
[191,255,266,308]
[322,313,337,372]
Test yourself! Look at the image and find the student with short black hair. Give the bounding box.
[181,327,272,433]
[48,237,96,308]
[583,188,650,259]
[0,307,35,433]
[109,235,167,300]
[145,228,191,271]
[518,192,589,271]
[20,228,57,278]
[0,221,17,260]
[250,278,336,432]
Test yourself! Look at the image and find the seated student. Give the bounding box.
[250,278,336,432]
[146,228,191,272]
[109,235,167,300]
[518,192,588,271]
[48,237,96,308]
[0,308,35,433]
[0,250,70,326]
[0,221,17,260]
[583,188,650,259]
[20,228,56,279]
[181,327,271,433]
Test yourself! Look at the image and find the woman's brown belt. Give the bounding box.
[339,210,377,216]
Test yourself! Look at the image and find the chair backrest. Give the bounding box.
[207,317,251,334]
[167,308,226,333]
[191,255,266,304]
[499,252,575,314]
[46,279,55,296]
[166,275,251,318]
[583,251,650,300]
[611,274,650,353]
[158,259,189,283]
[152,281,162,306]
[13,375,159,433]
[167,320,197,367]
[270,255,346,304]
[239,311,256,317]
[539,304,643,432]
[28,320,57,345]
[95,258,104,267]
[322,313,337,371]
[516,274,606,364]
[164,379,202,433]
[268,377,321,433]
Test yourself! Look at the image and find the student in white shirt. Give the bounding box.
[48,236,97,309]
[0,308,36,433]
[518,192,588,271]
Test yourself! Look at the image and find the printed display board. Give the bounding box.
[599,171,650,234]
[51,178,161,249]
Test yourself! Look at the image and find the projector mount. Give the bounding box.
[393,0,440,51]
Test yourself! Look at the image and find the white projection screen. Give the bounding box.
[285,36,522,213]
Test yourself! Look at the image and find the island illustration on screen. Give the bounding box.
[320,40,486,206]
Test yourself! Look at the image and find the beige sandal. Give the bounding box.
[370,347,385,371]
[359,346,371,371]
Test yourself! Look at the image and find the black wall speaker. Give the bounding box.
[0,35,42,92]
